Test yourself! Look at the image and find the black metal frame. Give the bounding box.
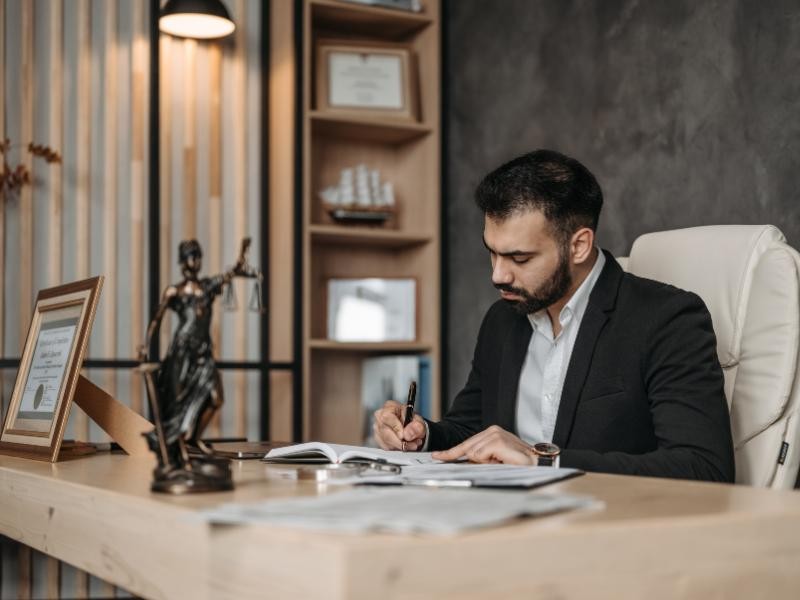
[292,0,304,442]
[440,0,450,413]
[148,0,161,364]
[259,0,274,440]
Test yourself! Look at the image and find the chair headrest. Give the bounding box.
[627,225,786,367]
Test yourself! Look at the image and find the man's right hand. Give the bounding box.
[373,400,426,451]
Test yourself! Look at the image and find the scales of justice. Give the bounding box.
[138,237,263,494]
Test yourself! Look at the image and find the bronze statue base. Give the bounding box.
[150,456,234,494]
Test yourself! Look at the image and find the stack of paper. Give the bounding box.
[329,463,583,489]
[198,487,597,535]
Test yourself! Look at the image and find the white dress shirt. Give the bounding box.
[516,249,605,445]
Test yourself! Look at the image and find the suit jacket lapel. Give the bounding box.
[496,314,532,432]
[552,250,622,447]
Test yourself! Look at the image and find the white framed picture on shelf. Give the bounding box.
[327,278,416,342]
[316,39,418,121]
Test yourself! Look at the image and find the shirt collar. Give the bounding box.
[527,248,606,332]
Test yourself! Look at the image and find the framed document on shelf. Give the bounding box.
[327,277,417,342]
[316,39,418,120]
[0,277,103,461]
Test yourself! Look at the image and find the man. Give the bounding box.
[373,150,735,481]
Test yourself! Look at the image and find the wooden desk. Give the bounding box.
[1,454,800,600]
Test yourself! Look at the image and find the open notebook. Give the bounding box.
[263,442,439,466]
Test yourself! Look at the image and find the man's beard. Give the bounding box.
[495,249,573,315]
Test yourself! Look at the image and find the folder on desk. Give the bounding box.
[332,463,583,489]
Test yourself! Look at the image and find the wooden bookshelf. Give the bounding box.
[310,111,432,144]
[310,0,433,39]
[301,0,441,443]
[309,339,432,352]
[310,224,432,247]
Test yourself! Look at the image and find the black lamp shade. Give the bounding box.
[159,0,235,39]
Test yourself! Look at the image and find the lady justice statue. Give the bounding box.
[139,237,259,493]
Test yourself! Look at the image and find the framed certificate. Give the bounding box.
[316,40,418,120]
[0,277,103,461]
[327,277,417,342]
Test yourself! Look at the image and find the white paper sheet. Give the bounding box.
[197,487,598,535]
[331,464,582,488]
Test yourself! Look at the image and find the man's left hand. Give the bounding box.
[432,425,535,465]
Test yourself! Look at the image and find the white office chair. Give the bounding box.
[619,225,800,489]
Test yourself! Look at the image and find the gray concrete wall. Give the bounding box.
[445,0,800,403]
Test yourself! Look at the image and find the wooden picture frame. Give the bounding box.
[0,277,103,461]
[316,39,418,121]
[326,277,417,342]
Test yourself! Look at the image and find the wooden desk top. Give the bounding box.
[2,453,800,599]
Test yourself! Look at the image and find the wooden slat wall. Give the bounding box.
[158,33,172,357]
[18,0,33,354]
[269,0,296,442]
[97,3,117,586]
[101,0,118,454]
[232,0,248,438]
[130,0,147,418]
[183,39,198,240]
[72,3,92,595]
[48,0,63,287]
[45,2,64,596]
[207,43,223,437]
[74,0,92,445]
[0,1,267,597]
[17,5,34,598]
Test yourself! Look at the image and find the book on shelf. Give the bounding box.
[263,441,437,466]
[360,354,431,445]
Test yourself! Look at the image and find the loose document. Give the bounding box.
[198,487,597,535]
[328,463,583,488]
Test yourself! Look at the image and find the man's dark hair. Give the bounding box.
[475,149,603,245]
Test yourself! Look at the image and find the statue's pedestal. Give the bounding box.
[151,455,234,494]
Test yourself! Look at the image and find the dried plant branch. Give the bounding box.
[0,138,61,201]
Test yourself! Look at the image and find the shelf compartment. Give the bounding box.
[310,224,432,247]
[311,0,433,39]
[311,111,432,144]
[309,339,432,352]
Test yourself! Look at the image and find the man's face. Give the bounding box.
[483,210,572,315]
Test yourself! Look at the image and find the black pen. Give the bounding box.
[402,381,417,429]
[400,381,417,452]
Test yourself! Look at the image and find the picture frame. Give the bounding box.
[327,277,417,342]
[0,276,103,461]
[316,39,418,121]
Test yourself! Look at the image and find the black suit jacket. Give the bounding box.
[429,250,735,482]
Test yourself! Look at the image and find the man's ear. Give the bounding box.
[570,228,595,265]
